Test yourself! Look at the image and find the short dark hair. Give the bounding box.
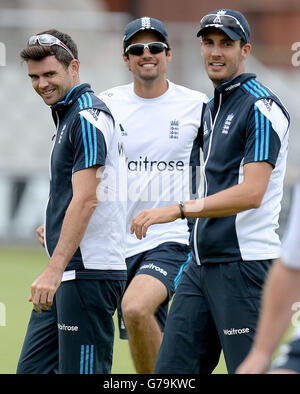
[20,29,78,68]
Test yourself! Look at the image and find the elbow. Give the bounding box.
[85,196,99,212]
[75,194,98,214]
[251,200,262,210]
[248,191,264,209]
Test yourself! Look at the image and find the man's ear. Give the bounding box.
[166,47,172,63]
[200,40,205,57]
[241,43,251,60]
[122,53,130,70]
[69,58,80,77]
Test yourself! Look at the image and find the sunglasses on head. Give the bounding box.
[28,34,75,59]
[125,42,168,56]
[200,14,247,42]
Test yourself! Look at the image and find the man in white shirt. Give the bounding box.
[99,16,207,373]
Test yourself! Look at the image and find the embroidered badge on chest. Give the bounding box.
[169,119,179,139]
[222,113,234,135]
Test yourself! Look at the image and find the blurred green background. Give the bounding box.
[0,247,227,374]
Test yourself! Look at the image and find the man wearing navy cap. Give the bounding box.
[99,16,207,373]
[131,9,290,373]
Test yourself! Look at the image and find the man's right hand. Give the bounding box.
[36,224,45,248]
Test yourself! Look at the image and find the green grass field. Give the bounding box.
[0,247,228,374]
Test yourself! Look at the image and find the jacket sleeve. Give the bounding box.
[71,110,111,173]
[244,99,289,168]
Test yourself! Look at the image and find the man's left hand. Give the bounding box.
[131,205,180,240]
[29,264,63,313]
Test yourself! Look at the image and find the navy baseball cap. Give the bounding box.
[123,16,169,46]
[197,9,250,43]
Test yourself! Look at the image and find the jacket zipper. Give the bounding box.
[44,111,59,257]
[193,94,223,266]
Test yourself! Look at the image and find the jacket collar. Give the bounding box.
[215,73,256,97]
[51,83,93,111]
[208,73,256,119]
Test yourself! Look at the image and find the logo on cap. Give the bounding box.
[213,9,227,24]
[141,17,151,29]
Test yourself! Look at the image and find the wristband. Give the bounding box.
[178,201,186,220]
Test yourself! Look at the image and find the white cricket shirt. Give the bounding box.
[99,81,207,257]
